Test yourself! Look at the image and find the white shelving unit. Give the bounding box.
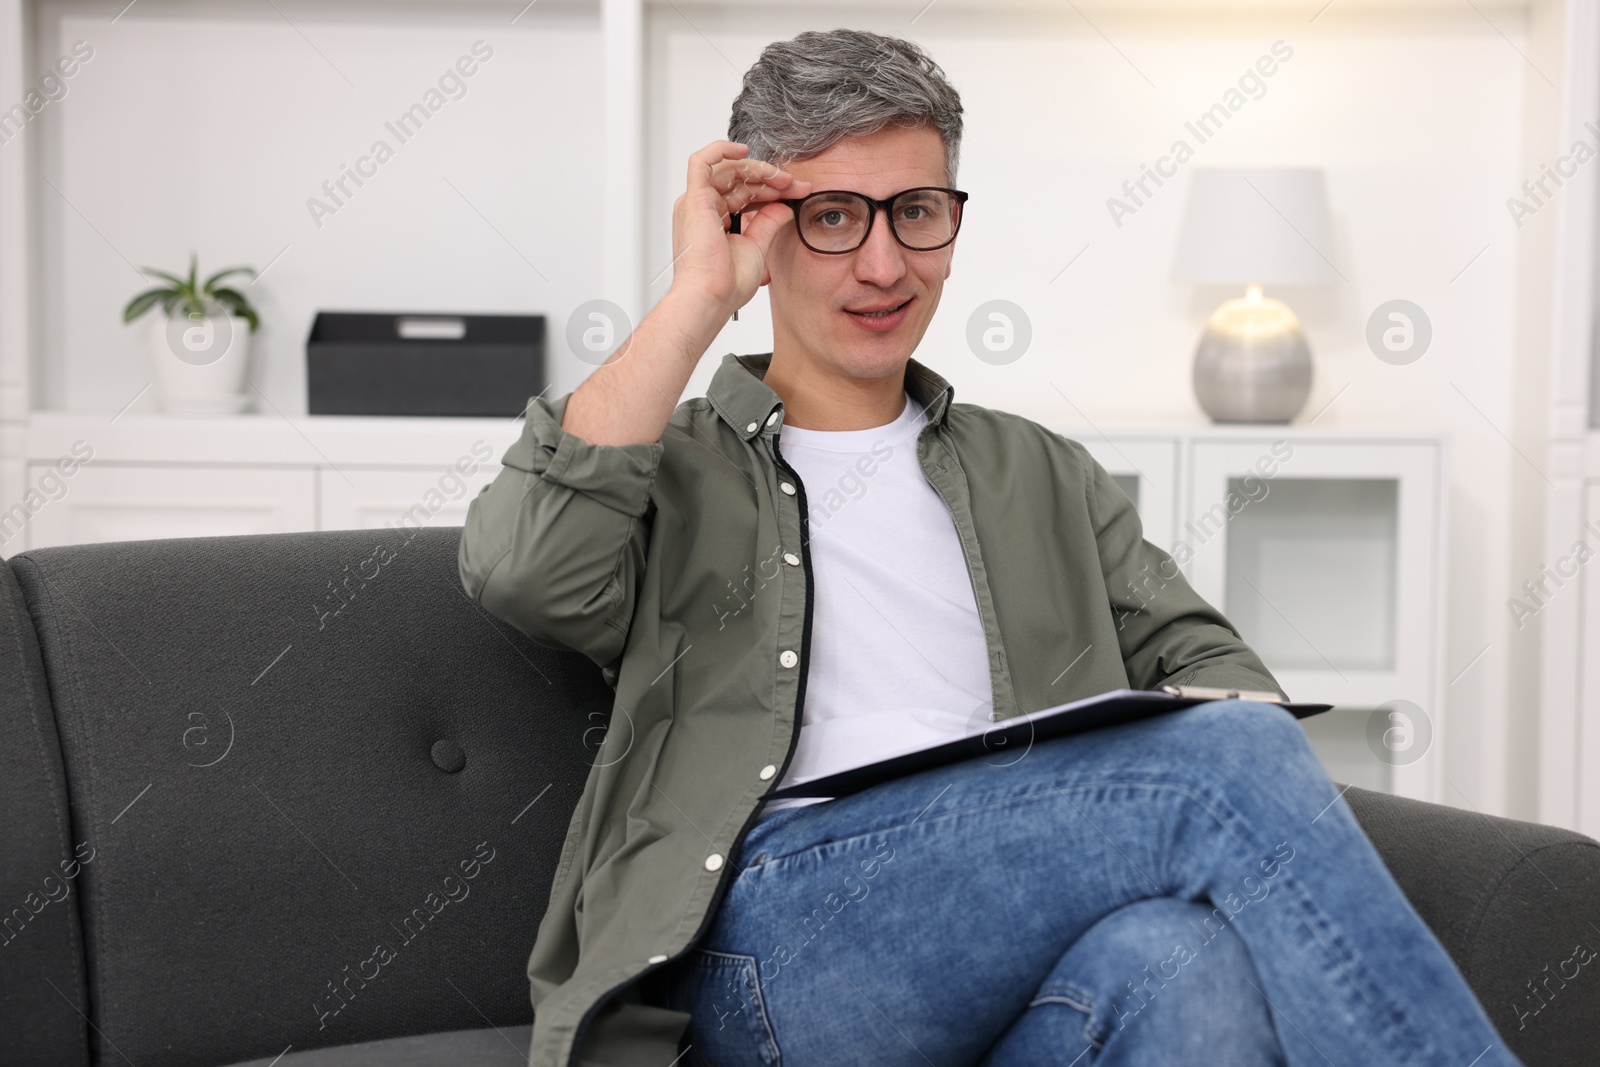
[0,0,632,546]
[9,412,523,547]
[1076,424,1448,803]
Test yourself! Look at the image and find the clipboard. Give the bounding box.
[764,686,1334,800]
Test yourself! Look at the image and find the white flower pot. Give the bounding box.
[148,309,254,414]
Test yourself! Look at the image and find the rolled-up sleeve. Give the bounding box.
[1081,446,1288,700]
[459,391,662,674]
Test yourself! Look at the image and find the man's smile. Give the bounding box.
[845,296,914,329]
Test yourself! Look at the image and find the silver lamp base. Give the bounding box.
[1191,287,1312,424]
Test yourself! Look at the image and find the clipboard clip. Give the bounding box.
[1161,684,1283,704]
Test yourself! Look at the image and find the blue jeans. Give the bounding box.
[645,700,1523,1067]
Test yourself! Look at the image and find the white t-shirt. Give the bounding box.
[759,391,994,815]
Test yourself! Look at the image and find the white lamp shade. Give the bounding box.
[1170,167,1339,286]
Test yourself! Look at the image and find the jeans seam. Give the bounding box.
[686,949,783,1066]
[1029,980,1095,1013]
[1028,979,1105,1051]
[752,779,1192,869]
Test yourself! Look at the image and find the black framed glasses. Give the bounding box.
[732,186,969,255]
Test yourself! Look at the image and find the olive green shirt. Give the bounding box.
[458,351,1285,1067]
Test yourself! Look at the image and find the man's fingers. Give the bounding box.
[688,139,748,177]
[719,182,795,228]
[709,160,803,198]
[725,175,810,216]
[727,178,771,213]
[735,199,796,256]
[686,140,748,188]
[673,141,808,302]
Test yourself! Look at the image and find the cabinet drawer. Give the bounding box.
[16,464,317,551]
[318,463,500,532]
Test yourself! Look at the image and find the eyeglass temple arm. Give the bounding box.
[729,212,741,321]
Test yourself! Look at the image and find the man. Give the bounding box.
[459,28,1523,1067]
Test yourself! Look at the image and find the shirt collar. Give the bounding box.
[707,351,955,443]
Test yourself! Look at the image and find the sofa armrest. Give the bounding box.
[1341,784,1600,1067]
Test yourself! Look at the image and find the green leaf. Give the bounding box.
[169,294,205,319]
[136,259,263,331]
[202,266,256,292]
[140,268,187,288]
[209,286,253,307]
[122,288,169,323]
[209,288,261,332]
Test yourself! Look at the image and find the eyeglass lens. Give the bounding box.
[795,190,960,252]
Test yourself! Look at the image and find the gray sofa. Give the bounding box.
[3,526,1596,1067]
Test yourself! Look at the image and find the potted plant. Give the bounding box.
[123,254,260,414]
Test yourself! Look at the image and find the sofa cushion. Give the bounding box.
[8,527,611,1067]
[0,561,91,1066]
[219,1024,532,1066]
[1343,783,1600,1066]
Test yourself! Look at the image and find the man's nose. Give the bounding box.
[853,206,909,287]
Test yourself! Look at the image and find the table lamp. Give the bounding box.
[1170,167,1339,423]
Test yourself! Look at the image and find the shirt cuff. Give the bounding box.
[502,392,664,518]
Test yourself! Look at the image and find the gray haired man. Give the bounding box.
[460,27,1524,1067]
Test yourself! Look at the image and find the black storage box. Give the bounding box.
[307,311,545,417]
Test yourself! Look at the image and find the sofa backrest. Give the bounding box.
[1,526,612,1067]
[0,534,86,1063]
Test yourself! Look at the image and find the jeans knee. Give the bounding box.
[1186,696,1295,734]
[1056,898,1221,987]
[1053,897,1263,1030]
[1177,699,1320,774]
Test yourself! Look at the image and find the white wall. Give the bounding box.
[646,3,1559,819]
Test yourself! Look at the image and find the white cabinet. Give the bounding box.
[318,465,502,532]
[10,413,521,553]
[1063,425,1446,803]
[1185,441,1437,686]
[1189,439,1443,802]
[20,465,317,550]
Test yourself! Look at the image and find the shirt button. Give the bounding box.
[705,853,724,872]
[780,481,796,495]
[759,764,777,780]
[779,650,798,668]
[746,421,758,433]
[766,412,780,427]
[783,552,799,566]
[648,954,668,964]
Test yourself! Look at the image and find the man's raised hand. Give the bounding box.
[670,140,811,318]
